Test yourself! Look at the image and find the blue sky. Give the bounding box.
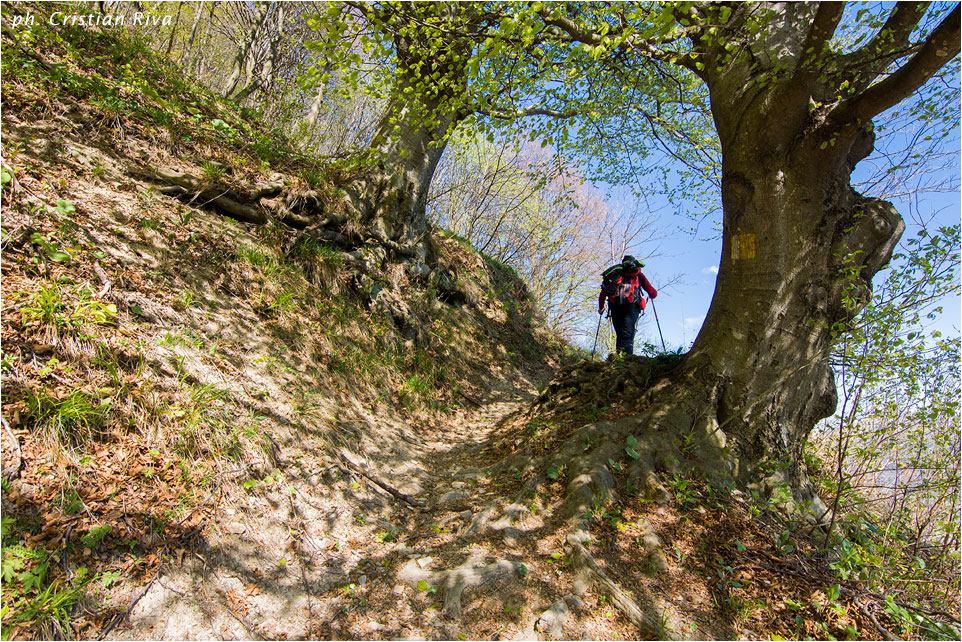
[619,183,960,355]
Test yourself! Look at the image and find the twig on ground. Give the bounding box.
[336,450,424,508]
[97,566,162,640]
[856,599,902,641]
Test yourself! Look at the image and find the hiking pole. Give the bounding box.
[650,298,667,352]
[590,310,604,359]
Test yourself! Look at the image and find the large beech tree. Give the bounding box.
[526,0,960,492]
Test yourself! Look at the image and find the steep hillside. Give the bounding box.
[2,9,957,642]
[0,14,565,640]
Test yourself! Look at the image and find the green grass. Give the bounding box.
[200,160,227,182]
[25,388,111,452]
[166,382,274,465]
[1,519,95,640]
[237,245,278,270]
[399,374,432,407]
[20,285,64,328]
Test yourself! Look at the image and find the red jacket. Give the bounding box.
[599,269,657,311]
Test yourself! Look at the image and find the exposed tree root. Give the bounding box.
[454,411,688,636]
[449,355,837,637]
[398,554,523,620]
[132,165,431,262]
[535,594,583,638]
[129,163,469,342]
[566,524,667,638]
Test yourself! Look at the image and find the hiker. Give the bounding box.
[598,255,658,356]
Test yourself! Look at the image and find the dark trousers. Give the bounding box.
[609,301,641,355]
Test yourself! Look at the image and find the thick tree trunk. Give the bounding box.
[339,96,459,260]
[659,2,908,499]
[682,146,903,492]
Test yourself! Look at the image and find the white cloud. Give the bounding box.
[683,316,704,329]
[702,265,719,275]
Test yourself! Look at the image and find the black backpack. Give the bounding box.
[602,264,641,305]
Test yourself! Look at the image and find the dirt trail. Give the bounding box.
[111,377,542,641]
[423,380,536,473]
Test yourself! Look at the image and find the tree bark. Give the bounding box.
[232,4,285,103]
[192,1,215,78]
[681,138,904,492]
[183,1,203,68]
[163,1,183,59]
[223,2,270,99]
[337,3,471,261]
[301,62,334,140]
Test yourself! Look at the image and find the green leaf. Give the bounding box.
[0,516,15,539]
[47,248,71,262]
[546,465,560,480]
[2,557,24,583]
[626,434,638,448]
[625,446,640,460]
[417,580,429,591]
[100,570,121,587]
[20,569,42,592]
[54,199,76,216]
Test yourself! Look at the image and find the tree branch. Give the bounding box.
[842,2,928,70]
[827,2,928,97]
[793,1,846,85]
[838,4,960,125]
[536,9,699,73]
[475,105,582,120]
[776,1,845,129]
[537,12,601,45]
